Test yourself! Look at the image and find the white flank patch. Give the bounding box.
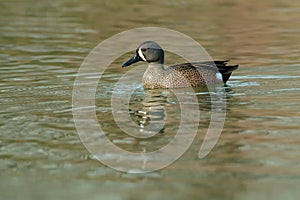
[216,72,223,81]
[138,48,147,62]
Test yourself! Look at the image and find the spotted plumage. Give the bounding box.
[122,41,238,89]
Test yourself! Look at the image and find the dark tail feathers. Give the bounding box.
[214,60,238,83]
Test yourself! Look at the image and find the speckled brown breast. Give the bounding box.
[142,63,223,89]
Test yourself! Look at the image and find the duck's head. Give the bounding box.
[122,41,164,67]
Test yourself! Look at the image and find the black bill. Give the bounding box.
[122,53,142,67]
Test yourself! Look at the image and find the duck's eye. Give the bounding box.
[141,48,147,52]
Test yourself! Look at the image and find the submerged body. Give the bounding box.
[122,41,238,89]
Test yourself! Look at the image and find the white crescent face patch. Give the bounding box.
[138,47,147,62]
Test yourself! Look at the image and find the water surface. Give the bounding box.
[0,0,300,199]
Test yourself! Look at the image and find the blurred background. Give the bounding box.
[0,0,300,199]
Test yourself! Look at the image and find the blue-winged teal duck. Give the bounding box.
[122,41,238,89]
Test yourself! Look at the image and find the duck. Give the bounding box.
[122,41,238,89]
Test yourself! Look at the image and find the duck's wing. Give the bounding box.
[170,60,238,83]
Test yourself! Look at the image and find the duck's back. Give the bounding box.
[142,61,238,89]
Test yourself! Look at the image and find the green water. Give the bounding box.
[1,0,300,199]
